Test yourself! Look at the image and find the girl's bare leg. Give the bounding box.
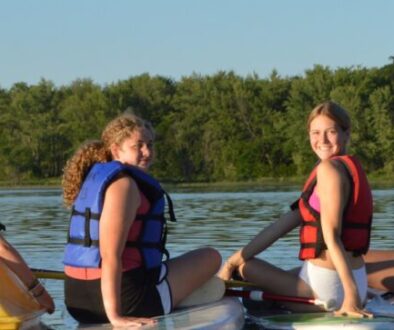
[167,247,222,307]
[364,250,394,292]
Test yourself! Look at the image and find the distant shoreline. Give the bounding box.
[1,176,393,190]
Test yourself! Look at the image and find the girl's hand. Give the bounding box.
[218,260,237,281]
[29,281,55,314]
[218,251,244,281]
[36,289,55,314]
[334,296,373,318]
[110,316,156,328]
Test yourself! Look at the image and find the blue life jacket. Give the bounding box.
[63,161,176,270]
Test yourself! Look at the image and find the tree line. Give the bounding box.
[0,62,393,184]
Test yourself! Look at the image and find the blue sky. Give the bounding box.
[1,0,393,88]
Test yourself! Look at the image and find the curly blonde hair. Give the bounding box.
[62,113,154,207]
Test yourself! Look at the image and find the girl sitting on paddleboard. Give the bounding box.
[62,113,223,327]
[220,101,380,318]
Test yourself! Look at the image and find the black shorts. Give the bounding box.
[65,265,172,324]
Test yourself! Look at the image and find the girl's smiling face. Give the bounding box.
[112,128,154,171]
[309,115,349,160]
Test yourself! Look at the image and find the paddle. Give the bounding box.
[225,279,261,288]
[32,268,257,285]
[225,288,336,311]
[32,268,65,280]
[226,279,335,310]
[32,268,334,309]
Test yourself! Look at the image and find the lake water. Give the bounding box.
[1,186,393,329]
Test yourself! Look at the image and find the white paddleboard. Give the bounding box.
[247,293,394,330]
[79,297,244,330]
[251,312,394,330]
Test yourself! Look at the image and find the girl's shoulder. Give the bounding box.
[316,158,350,186]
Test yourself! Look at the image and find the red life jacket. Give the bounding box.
[298,155,373,260]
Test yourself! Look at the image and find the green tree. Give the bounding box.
[58,79,109,156]
[104,74,175,126]
[367,86,394,173]
[0,80,66,180]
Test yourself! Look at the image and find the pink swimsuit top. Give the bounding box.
[308,186,320,212]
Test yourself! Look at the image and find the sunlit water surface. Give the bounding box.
[1,186,393,329]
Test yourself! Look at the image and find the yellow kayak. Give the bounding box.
[0,260,44,330]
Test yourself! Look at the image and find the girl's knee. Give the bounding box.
[238,258,259,279]
[201,247,222,270]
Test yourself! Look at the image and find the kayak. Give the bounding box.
[245,291,394,330]
[78,297,245,330]
[0,260,44,330]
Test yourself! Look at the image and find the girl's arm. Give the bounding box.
[100,176,155,327]
[0,234,55,313]
[219,209,301,280]
[317,160,370,318]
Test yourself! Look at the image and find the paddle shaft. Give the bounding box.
[32,269,255,286]
[32,268,65,280]
[225,289,333,310]
[34,268,335,310]
[225,279,260,288]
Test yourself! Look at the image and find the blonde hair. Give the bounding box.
[307,101,351,132]
[62,113,154,207]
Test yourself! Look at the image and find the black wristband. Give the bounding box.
[32,287,45,298]
[27,278,40,291]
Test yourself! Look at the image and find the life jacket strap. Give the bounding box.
[163,247,170,261]
[301,241,327,250]
[68,237,99,246]
[71,207,100,220]
[301,221,319,227]
[84,208,92,247]
[290,199,300,210]
[164,191,176,222]
[67,206,99,247]
[342,221,371,229]
[300,242,317,249]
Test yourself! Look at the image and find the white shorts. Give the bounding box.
[299,261,367,310]
[157,263,173,314]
